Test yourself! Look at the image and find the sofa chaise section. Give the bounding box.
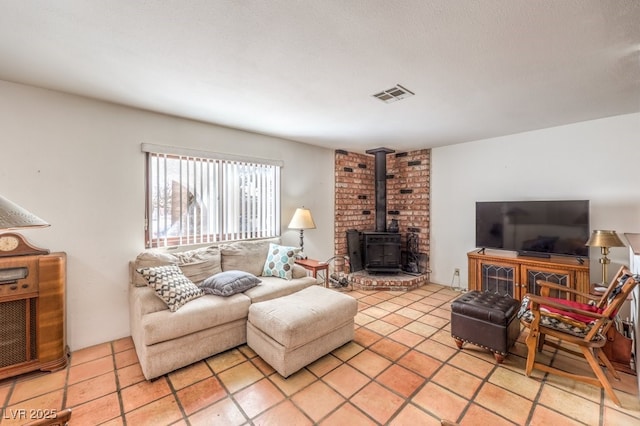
[130,287,250,380]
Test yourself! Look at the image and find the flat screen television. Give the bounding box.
[475,200,589,258]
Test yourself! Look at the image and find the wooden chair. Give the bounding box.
[519,266,637,406]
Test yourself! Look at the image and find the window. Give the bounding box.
[143,144,281,248]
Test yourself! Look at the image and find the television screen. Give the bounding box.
[475,200,589,258]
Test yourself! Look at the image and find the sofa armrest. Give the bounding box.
[292,264,308,279]
[130,284,169,316]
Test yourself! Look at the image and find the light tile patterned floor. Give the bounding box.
[1,284,639,425]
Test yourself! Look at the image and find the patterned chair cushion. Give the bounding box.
[539,298,603,324]
[518,296,602,340]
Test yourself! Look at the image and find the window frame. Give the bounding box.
[142,144,282,248]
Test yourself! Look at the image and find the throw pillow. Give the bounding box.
[200,270,261,297]
[262,243,299,280]
[137,265,204,312]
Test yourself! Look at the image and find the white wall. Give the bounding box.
[0,80,335,351]
[431,112,640,287]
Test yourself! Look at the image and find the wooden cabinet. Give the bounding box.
[624,233,640,383]
[468,249,589,301]
[0,252,68,380]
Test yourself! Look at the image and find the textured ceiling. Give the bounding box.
[1,1,638,152]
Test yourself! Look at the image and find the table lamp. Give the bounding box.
[0,195,49,229]
[288,207,316,259]
[585,230,625,284]
[0,195,50,257]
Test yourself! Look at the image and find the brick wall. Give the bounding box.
[334,149,374,272]
[334,148,431,275]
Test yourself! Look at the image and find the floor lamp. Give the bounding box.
[585,230,625,285]
[288,207,316,259]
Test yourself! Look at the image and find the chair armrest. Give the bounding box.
[525,293,607,320]
[536,280,596,301]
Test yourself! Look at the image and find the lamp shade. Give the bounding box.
[288,208,316,230]
[585,230,624,248]
[0,195,50,230]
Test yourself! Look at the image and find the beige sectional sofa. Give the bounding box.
[129,238,316,380]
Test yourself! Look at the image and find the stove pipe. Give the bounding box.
[365,147,395,232]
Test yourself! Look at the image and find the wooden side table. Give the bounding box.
[295,258,329,287]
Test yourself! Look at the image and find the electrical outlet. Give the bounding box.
[454,268,460,276]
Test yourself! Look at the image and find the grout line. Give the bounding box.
[163,368,189,425]
[110,340,128,426]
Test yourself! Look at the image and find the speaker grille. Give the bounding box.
[0,298,37,368]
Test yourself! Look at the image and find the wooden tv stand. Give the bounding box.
[467,249,590,302]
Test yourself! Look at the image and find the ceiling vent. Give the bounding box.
[372,84,415,103]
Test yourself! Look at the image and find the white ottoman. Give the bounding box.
[247,285,358,377]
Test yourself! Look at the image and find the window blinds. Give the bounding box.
[142,144,281,248]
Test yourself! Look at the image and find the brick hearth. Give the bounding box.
[350,270,429,291]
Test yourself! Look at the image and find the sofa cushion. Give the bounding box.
[200,270,261,297]
[220,238,279,276]
[141,293,251,345]
[262,243,299,280]
[243,276,316,303]
[174,246,222,284]
[137,265,204,312]
[132,245,222,286]
[131,251,177,287]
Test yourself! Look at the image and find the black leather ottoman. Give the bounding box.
[450,291,521,363]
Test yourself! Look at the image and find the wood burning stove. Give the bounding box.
[362,147,402,273]
[363,232,401,273]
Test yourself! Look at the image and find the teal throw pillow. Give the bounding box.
[262,243,299,280]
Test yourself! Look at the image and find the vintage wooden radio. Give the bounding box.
[0,233,67,380]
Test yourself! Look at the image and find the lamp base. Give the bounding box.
[296,251,307,260]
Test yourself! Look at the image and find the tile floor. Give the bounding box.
[1,284,639,425]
